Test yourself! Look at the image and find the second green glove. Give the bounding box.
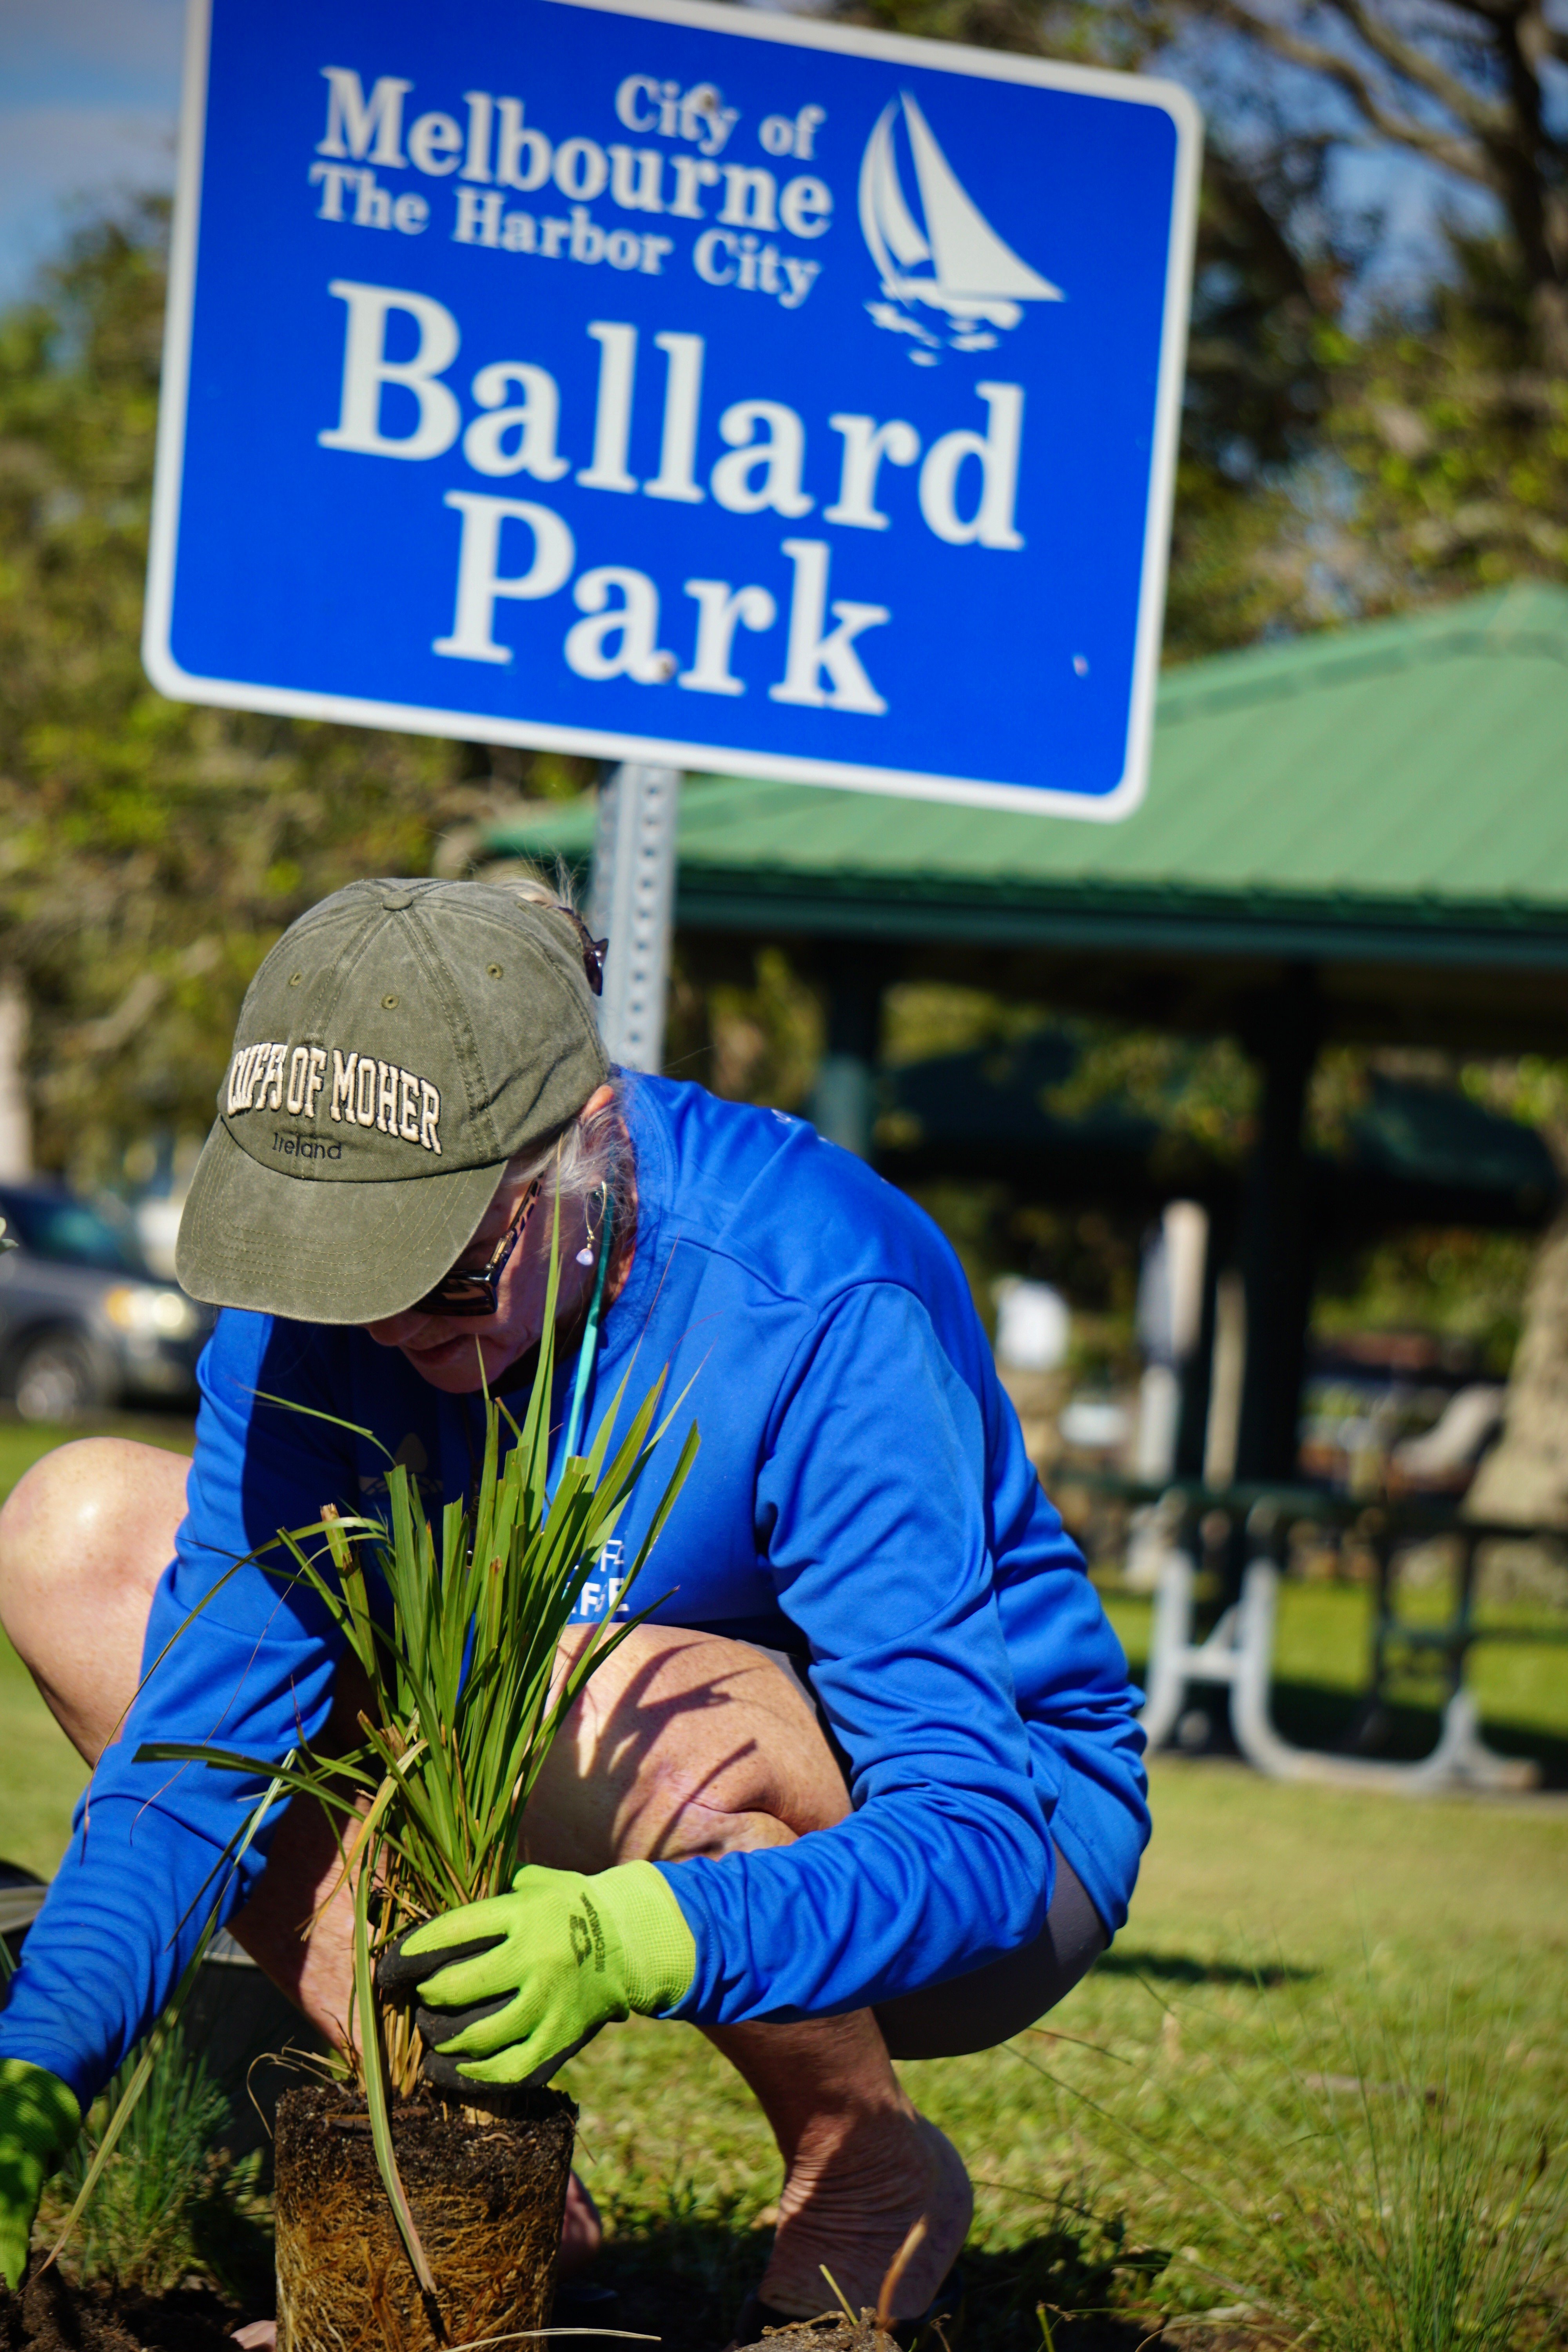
[0,2057,80,2292]
[377,1861,697,2089]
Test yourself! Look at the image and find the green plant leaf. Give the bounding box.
[352,1772,437,2298]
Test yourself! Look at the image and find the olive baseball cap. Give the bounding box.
[176,879,609,1324]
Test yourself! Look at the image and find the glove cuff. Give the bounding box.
[591,1862,697,2016]
[0,2058,80,2171]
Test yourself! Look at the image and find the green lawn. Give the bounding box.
[3,1423,1566,2347]
[560,1762,1568,2347]
[0,1624,89,1880]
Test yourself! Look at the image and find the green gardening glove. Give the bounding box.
[0,2058,80,2292]
[377,1861,697,2090]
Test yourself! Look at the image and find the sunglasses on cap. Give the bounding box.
[410,1176,542,1318]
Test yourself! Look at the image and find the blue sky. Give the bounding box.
[0,0,1494,316]
[0,0,182,305]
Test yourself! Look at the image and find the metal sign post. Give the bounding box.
[589,762,682,1072]
[146,0,1200,822]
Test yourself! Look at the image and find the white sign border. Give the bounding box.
[145,0,1202,822]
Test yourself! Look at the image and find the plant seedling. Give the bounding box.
[140,1205,700,2289]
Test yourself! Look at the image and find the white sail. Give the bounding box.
[859,90,1062,339]
[860,100,931,277]
[900,93,1062,303]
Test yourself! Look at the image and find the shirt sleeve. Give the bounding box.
[0,1313,354,2108]
[653,1279,1067,2026]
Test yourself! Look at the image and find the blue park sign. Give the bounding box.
[146,0,1200,817]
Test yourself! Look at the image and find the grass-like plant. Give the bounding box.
[40,2023,270,2302]
[1009,1965,1567,2352]
[1263,1992,1565,2352]
[141,1218,699,2291]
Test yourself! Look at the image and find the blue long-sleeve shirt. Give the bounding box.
[0,1075,1147,2104]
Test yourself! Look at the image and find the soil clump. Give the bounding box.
[0,2261,241,2352]
[734,2318,900,2352]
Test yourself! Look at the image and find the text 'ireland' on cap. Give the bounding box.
[176,879,610,1325]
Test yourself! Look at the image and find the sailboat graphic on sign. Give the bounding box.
[859,93,1063,359]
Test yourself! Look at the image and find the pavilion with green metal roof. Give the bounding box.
[486,581,1568,1485]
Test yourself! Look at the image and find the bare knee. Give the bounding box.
[523,1624,851,1874]
[0,1438,189,1754]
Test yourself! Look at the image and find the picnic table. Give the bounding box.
[1081,1475,1565,1793]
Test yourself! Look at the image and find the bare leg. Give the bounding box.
[704,2016,969,2323]
[0,1438,187,1761]
[0,1437,366,2049]
[524,1631,972,2322]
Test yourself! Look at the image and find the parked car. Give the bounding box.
[0,1185,212,1419]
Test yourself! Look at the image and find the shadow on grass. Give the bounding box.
[598,2212,1178,2350]
[1267,1677,1568,1787]
[1125,1657,1568,1789]
[595,2208,756,2351]
[1093,1951,1315,1989]
[953,2231,1177,2350]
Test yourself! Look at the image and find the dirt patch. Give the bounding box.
[0,2261,242,2352]
[733,2323,899,2352]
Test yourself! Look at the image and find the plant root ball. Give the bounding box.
[273,2082,575,2352]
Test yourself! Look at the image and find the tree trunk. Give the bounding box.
[0,976,31,1180]
[1466,1206,1568,1528]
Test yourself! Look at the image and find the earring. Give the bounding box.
[576,1184,606,1267]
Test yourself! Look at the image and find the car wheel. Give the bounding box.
[12,1331,99,1423]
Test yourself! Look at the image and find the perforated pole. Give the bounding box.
[589,764,682,1074]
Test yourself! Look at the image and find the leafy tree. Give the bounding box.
[1181,7,1568,601]
[0,197,578,1191]
[1200,0,1568,372]
[1322,233,1568,599]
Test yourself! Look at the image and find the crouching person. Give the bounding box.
[0,877,1147,2339]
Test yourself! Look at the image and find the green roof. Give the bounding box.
[486,583,1568,995]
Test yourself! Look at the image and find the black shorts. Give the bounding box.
[751,1642,1107,2061]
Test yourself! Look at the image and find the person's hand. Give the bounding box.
[0,2058,80,2292]
[377,1861,696,2088]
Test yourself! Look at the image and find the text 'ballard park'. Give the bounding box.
[306,68,1031,712]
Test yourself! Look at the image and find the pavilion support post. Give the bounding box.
[1174,1204,1223,1480]
[810,946,883,1157]
[1235,968,1321,1485]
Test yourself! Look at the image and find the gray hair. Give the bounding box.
[488,864,628,1232]
[507,1097,623,1213]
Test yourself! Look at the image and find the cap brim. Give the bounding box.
[176,1122,506,1324]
